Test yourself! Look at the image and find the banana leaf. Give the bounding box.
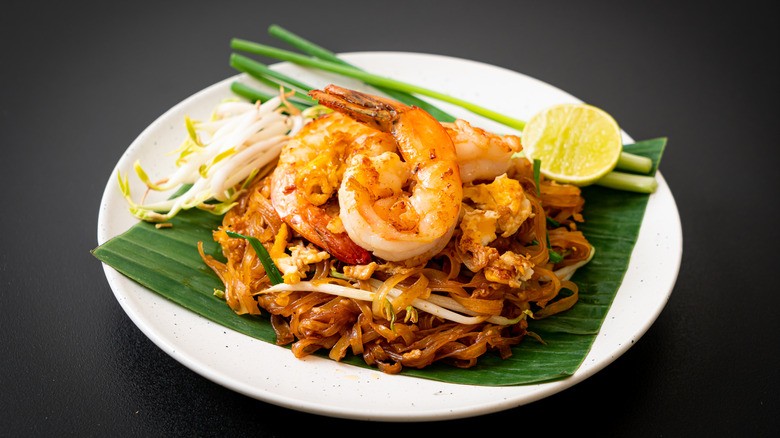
[92,137,666,385]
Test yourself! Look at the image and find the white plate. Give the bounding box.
[97,52,682,421]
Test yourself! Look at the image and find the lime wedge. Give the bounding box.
[521,103,622,186]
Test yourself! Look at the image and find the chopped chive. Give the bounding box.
[546,234,564,263]
[548,249,564,264]
[533,159,542,196]
[226,231,284,285]
[546,217,561,228]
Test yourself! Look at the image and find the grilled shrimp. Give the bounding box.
[270,111,397,265]
[443,119,523,183]
[310,85,463,265]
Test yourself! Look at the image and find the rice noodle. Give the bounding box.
[200,129,593,374]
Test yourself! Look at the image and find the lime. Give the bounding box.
[521,103,622,186]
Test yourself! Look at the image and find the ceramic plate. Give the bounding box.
[97,52,682,421]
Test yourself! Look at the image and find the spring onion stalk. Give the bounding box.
[120,95,310,222]
[230,53,317,106]
[230,38,528,131]
[267,25,347,69]
[230,81,275,104]
[594,170,658,193]
[616,150,654,174]
[267,24,457,123]
[232,53,314,94]
[226,231,284,284]
[235,66,288,97]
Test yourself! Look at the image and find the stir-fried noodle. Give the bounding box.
[199,86,593,374]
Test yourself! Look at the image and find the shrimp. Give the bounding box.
[270,111,397,265]
[309,85,463,265]
[443,119,523,183]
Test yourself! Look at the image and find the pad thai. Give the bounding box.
[184,85,594,374]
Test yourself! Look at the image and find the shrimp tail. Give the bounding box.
[309,85,398,132]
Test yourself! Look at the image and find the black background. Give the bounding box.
[2,0,778,436]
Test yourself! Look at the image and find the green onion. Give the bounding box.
[230,53,317,106]
[546,234,564,263]
[232,53,314,94]
[533,158,542,196]
[546,217,561,228]
[230,38,527,131]
[229,81,274,104]
[226,231,284,285]
[616,150,654,174]
[595,170,658,194]
[267,24,456,123]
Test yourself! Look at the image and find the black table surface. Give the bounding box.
[2,1,778,436]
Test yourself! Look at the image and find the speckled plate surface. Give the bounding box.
[97,52,682,421]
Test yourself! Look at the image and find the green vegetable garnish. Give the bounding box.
[548,248,564,264]
[226,231,284,285]
[533,158,542,196]
[546,234,564,263]
[230,53,317,107]
[593,170,658,194]
[546,217,561,228]
[231,37,527,131]
[267,24,457,123]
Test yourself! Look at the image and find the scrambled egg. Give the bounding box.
[458,174,534,288]
[462,174,531,237]
[270,223,331,284]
